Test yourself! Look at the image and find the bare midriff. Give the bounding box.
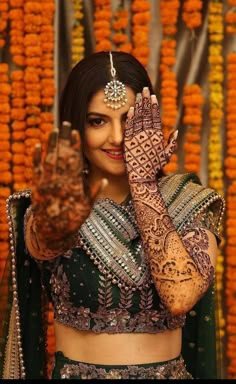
[54,320,182,365]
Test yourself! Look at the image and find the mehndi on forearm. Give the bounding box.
[24,206,78,260]
[130,182,214,315]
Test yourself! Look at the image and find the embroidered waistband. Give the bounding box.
[51,351,193,379]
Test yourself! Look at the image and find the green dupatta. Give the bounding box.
[0,173,225,379]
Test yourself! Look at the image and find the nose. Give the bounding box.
[109,120,124,145]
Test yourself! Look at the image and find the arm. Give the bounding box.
[124,88,219,315]
[25,121,105,260]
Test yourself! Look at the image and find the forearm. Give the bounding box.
[25,206,78,260]
[130,181,214,315]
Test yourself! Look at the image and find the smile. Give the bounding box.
[103,149,124,160]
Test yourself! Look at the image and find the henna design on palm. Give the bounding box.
[124,88,177,183]
[31,121,103,241]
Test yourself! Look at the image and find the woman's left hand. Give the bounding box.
[124,87,177,184]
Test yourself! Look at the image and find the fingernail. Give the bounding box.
[143,87,150,96]
[151,94,158,105]
[174,130,178,139]
[127,106,134,117]
[62,121,71,127]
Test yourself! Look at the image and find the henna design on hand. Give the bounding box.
[124,87,177,184]
[30,121,104,256]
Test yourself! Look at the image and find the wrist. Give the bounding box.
[29,207,78,255]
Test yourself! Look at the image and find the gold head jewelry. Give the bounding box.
[104,51,127,110]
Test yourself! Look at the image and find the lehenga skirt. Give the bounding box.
[51,351,193,379]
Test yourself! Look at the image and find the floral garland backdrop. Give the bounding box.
[0,0,234,378]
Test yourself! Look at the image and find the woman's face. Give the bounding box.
[84,86,136,181]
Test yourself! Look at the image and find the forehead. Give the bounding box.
[87,87,136,113]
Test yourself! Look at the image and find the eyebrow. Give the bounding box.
[86,112,107,118]
[86,111,129,119]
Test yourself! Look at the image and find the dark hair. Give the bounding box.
[59,51,154,138]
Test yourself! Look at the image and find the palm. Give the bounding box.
[124,90,176,183]
[31,122,95,240]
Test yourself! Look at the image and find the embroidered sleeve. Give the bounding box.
[179,194,225,244]
[182,209,220,243]
[129,178,225,316]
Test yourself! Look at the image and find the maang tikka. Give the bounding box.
[104,51,127,110]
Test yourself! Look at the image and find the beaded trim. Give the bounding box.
[78,198,151,292]
[158,173,225,237]
[4,189,31,379]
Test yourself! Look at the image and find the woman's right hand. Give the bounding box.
[31,121,105,242]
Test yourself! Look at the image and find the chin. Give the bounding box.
[107,168,127,177]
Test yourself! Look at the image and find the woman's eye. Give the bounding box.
[87,118,104,127]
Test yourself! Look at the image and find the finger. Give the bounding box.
[168,129,178,144]
[58,121,72,147]
[124,106,134,139]
[133,93,143,133]
[32,143,42,183]
[47,128,59,154]
[164,130,178,161]
[43,128,59,176]
[56,130,82,176]
[142,87,152,125]
[33,143,42,168]
[151,94,162,130]
[71,129,81,150]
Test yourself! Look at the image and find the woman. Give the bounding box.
[0,51,225,379]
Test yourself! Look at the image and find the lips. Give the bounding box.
[102,149,124,160]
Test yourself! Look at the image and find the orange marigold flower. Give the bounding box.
[12,131,26,141]
[131,0,151,12]
[117,43,132,53]
[0,63,8,73]
[113,33,128,44]
[9,0,24,7]
[0,172,12,184]
[10,70,24,81]
[12,55,25,67]
[133,12,151,24]
[41,97,54,106]
[40,112,54,122]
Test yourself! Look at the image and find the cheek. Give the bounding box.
[84,130,104,150]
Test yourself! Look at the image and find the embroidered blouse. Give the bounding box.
[33,173,225,334]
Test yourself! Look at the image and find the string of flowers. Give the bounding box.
[131,0,151,67]
[208,1,225,377]
[225,0,236,34]
[8,0,27,192]
[181,1,203,178]
[224,0,236,377]
[159,0,180,174]
[0,62,11,281]
[71,0,85,67]
[40,0,56,157]
[182,0,203,29]
[0,0,8,48]
[23,0,43,187]
[93,0,112,52]
[112,1,132,53]
[182,84,203,176]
